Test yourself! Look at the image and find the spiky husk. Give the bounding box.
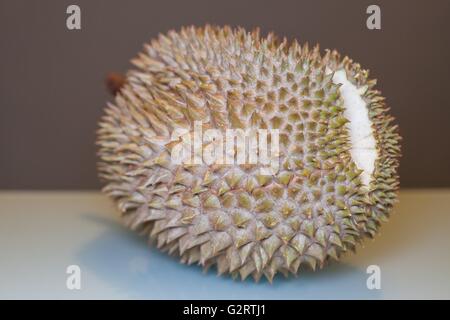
[96,26,401,282]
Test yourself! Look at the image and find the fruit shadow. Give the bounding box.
[76,213,382,299]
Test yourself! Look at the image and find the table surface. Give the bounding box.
[0,190,449,299]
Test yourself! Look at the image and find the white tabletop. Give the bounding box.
[0,190,449,299]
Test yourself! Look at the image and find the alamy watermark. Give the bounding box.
[66,264,81,290]
[366,5,381,30]
[66,5,81,30]
[366,265,381,290]
[170,121,280,175]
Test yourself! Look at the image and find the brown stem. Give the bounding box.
[105,72,125,95]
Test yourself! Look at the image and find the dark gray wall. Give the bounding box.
[1,0,449,189]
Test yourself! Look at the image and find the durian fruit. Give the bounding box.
[97,26,401,282]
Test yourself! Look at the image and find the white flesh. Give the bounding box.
[331,69,377,187]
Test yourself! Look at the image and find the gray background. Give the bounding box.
[1,0,449,189]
